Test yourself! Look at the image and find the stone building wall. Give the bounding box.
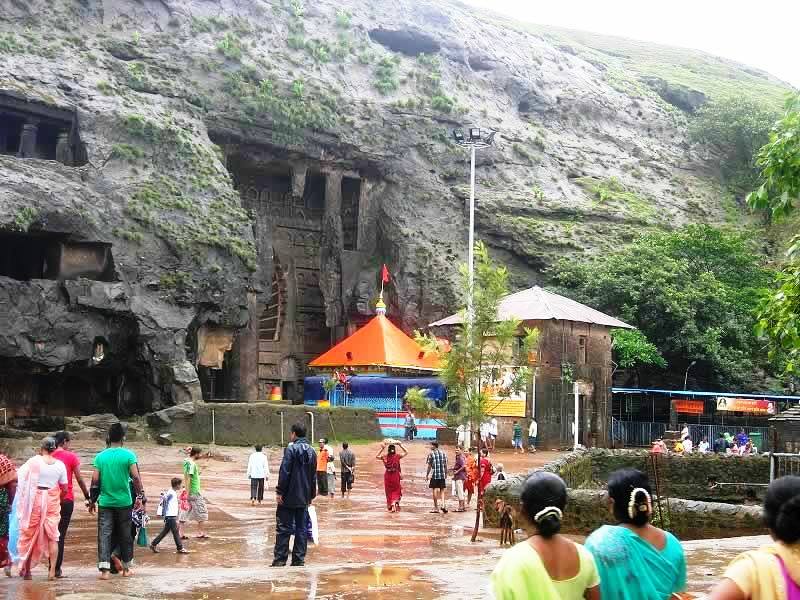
[530,319,614,448]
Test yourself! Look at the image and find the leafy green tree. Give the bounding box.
[555,225,774,389]
[747,94,800,219]
[611,328,667,370]
[689,97,779,190]
[420,242,539,541]
[748,93,800,374]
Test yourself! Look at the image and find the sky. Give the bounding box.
[460,0,800,88]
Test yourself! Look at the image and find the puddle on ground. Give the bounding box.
[167,566,436,600]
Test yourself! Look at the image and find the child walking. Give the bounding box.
[150,478,190,554]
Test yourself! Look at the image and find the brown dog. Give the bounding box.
[494,499,515,546]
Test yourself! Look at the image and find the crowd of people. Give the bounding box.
[650,426,758,456]
[3,419,799,599]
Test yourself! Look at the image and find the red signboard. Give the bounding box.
[716,398,776,415]
[673,400,704,415]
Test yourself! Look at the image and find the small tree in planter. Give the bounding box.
[419,242,539,541]
[322,376,338,404]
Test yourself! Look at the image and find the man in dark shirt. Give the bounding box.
[272,422,317,567]
[713,432,728,453]
[339,442,356,499]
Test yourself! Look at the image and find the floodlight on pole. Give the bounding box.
[452,126,497,324]
[684,360,697,391]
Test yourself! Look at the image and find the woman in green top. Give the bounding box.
[180,447,208,539]
[585,468,686,600]
[490,472,600,600]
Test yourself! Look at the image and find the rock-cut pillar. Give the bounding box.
[56,131,73,166]
[18,121,38,158]
[320,170,344,330]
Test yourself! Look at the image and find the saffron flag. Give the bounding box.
[381,264,390,283]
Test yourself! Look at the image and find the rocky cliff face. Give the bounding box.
[0,0,789,412]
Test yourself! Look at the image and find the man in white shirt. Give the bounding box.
[683,437,693,454]
[246,445,270,505]
[479,422,490,450]
[528,419,538,453]
[697,436,710,454]
[456,423,468,449]
[489,418,498,451]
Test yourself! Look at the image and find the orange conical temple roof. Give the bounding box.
[309,314,441,370]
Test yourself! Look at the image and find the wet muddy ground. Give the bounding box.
[0,441,768,599]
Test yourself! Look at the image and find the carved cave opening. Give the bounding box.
[0,344,151,428]
[0,232,115,282]
[0,92,87,165]
[187,324,240,402]
[342,176,360,251]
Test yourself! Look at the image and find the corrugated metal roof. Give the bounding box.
[770,406,800,422]
[614,387,800,401]
[429,286,633,329]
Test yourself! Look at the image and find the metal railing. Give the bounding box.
[770,453,800,481]
[610,418,772,451]
[611,418,668,447]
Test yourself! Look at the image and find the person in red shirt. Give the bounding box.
[52,431,91,578]
[478,449,493,495]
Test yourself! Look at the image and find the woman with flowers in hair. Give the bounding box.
[585,468,686,600]
[490,471,600,599]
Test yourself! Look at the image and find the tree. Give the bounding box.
[555,225,775,389]
[689,97,779,191]
[420,242,538,541]
[748,93,800,374]
[611,328,667,370]
[747,94,800,219]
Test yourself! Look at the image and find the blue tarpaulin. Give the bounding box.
[304,376,446,406]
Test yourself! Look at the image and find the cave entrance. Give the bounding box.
[0,91,86,165]
[303,171,326,219]
[0,231,115,282]
[0,358,151,426]
[342,177,360,251]
[196,325,238,402]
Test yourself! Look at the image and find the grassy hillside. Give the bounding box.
[499,21,793,109]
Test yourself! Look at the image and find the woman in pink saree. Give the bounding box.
[376,442,408,512]
[12,437,67,580]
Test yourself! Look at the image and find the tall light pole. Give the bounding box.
[684,360,697,390]
[452,127,496,321]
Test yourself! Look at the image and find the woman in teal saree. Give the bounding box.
[585,468,686,600]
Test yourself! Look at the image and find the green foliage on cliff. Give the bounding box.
[689,97,779,190]
[217,32,244,61]
[222,70,337,145]
[575,176,656,221]
[748,94,800,374]
[373,56,400,95]
[555,225,775,389]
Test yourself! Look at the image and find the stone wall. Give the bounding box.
[485,477,765,539]
[485,449,770,537]
[562,490,764,539]
[187,402,382,446]
[587,449,770,503]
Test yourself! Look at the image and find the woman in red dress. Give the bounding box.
[478,449,493,495]
[376,442,408,513]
